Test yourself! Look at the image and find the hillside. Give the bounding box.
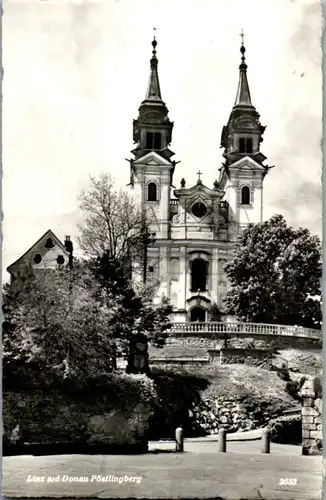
[149,362,299,438]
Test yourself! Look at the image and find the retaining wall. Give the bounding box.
[301,378,323,455]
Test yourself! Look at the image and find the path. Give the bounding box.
[3,440,322,499]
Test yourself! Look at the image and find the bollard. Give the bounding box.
[218,428,226,452]
[175,426,184,452]
[261,429,270,454]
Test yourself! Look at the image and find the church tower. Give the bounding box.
[130,35,176,240]
[219,34,270,228]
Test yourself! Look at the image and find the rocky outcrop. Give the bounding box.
[191,396,275,434]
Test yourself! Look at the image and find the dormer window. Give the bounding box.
[146,132,161,150]
[239,137,253,154]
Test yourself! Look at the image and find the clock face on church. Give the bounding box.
[192,202,207,219]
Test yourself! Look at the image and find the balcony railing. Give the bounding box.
[169,322,322,339]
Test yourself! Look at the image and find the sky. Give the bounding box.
[3,0,323,280]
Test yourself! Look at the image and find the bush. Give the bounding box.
[268,415,302,445]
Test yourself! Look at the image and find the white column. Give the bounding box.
[211,248,219,304]
[179,246,187,311]
[159,246,169,297]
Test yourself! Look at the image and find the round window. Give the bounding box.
[192,202,207,218]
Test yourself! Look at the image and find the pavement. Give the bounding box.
[2,436,323,499]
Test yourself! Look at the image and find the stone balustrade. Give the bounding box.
[170,322,321,340]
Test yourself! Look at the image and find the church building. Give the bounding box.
[129,35,272,323]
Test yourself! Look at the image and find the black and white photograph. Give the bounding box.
[2,0,324,498]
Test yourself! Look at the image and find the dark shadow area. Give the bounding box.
[149,368,210,440]
[3,441,148,457]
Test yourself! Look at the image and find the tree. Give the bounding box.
[77,173,152,272]
[3,263,117,384]
[78,174,172,374]
[89,252,173,374]
[224,215,322,329]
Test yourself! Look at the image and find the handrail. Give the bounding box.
[169,322,322,339]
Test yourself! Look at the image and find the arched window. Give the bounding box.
[191,258,208,292]
[241,186,250,205]
[148,182,157,201]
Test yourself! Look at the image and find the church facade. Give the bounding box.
[129,36,272,323]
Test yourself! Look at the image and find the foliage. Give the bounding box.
[77,174,173,373]
[268,415,302,444]
[208,302,223,322]
[224,215,322,328]
[3,263,117,383]
[88,252,173,372]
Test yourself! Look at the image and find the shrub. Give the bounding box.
[268,415,302,444]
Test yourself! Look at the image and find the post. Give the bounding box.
[175,426,184,452]
[218,428,226,452]
[261,429,270,453]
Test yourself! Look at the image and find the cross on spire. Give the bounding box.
[196,170,203,183]
[240,28,245,46]
[153,27,157,39]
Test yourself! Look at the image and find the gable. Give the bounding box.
[133,151,172,167]
[174,182,221,200]
[7,229,70,275]
[228,156,267,172]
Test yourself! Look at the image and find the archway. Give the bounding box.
[190,307,206,323]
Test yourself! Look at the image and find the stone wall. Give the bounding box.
[301,378,323,455]
[208,348,272,370]
[169,332,321,350]
[191,395,275,434]
[3,379,155,454]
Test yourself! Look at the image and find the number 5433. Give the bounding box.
[279,478,297,486]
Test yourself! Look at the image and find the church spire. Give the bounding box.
[132,31,174,162]
[220,31,267,168]
[145,32,162,101]
[234,30,252,107]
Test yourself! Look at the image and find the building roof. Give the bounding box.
[7,229,69,275]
